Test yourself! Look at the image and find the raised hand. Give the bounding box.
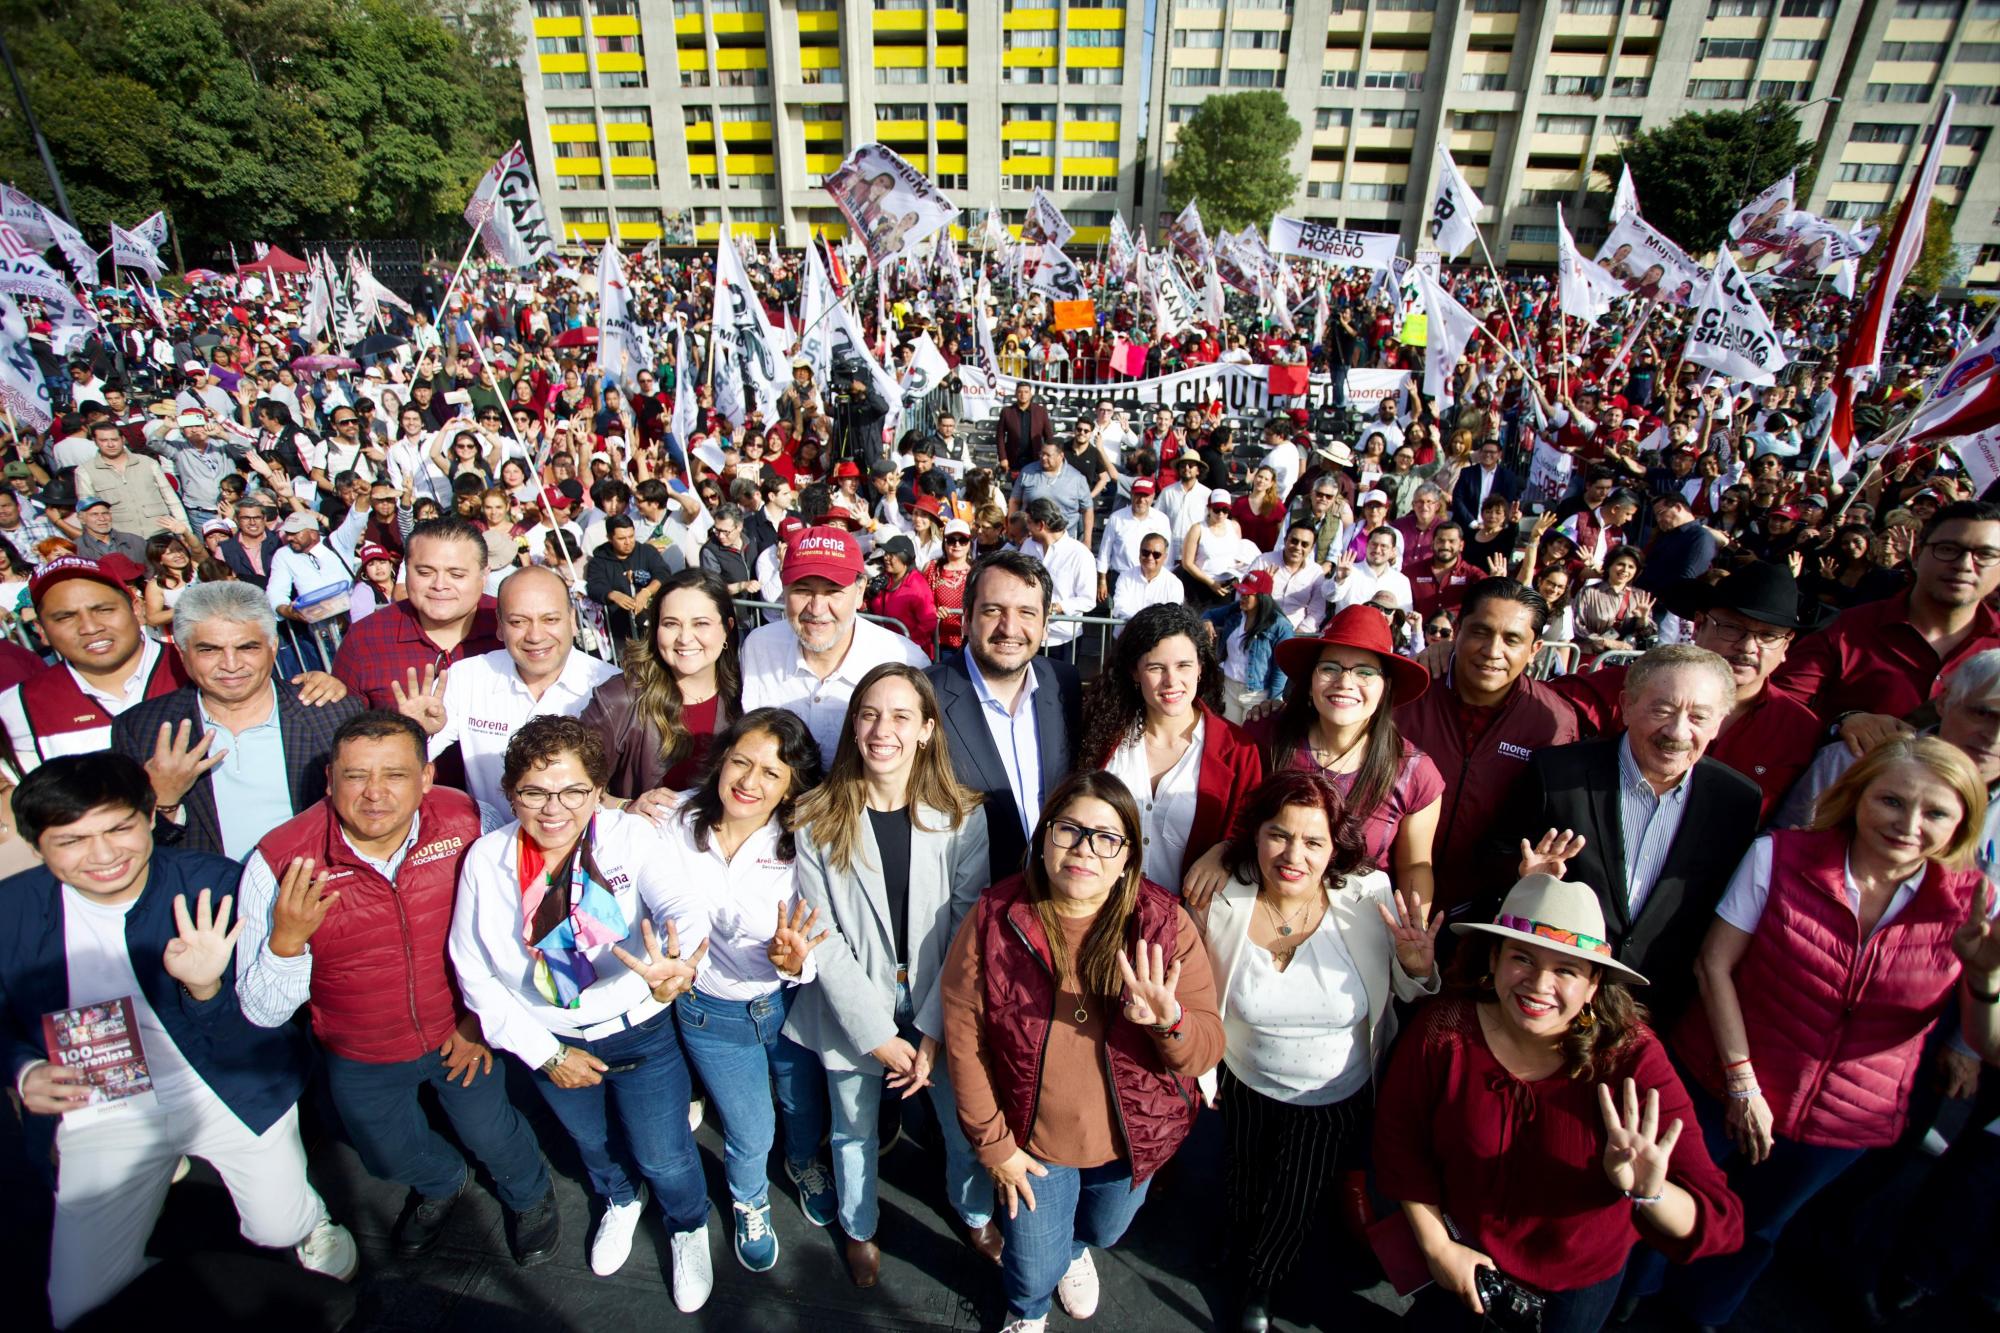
[1598,1078,1683,1196]
[1519,827,1587,880]
[267,856,339,959]
[1951,880,2000,975]
[391,664,448,736]
[1377,887,1444,980]
[1486,553,1508,578]
[147,719,226,808]
[610,916,706,1002]
[766,899,830,976]
[1116,939,1183,1030]
[163,888,243,1001]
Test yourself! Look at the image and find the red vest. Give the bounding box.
[975,874,1198,1184]
[1674,827,1976,1149]
[16,642,188,762]
[255,786,480,1064]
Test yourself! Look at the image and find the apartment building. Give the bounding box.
[1143,0,2000,283]
[518,0,1148,248]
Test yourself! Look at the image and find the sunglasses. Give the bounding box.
[945,535,971,545]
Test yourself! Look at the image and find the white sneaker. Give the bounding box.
[999,1319,1048,1333]
[590,1185,649,1276]
[669,1220,714,1313]
[688,1097,705,1133]
[295,1219,359,1282]
[1056,1248,1100,1319]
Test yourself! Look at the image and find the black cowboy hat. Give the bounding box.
[1663,560,1827,632]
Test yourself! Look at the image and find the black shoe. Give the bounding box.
[1238,1283,1272,1333]
[507,1184,562,1268]
[393,1177,467,1258]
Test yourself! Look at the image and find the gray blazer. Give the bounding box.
[783,802,990,1072]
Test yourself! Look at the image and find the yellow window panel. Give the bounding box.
[809,220,850,239]
[802,120,845,139]
[1073,226,1110,243]
[566,222,611,241]
[713,48,768,69]
[1066,47,1120,67]
[618,222,662,240]
[609,156,657,176]
[553,156,602,174]
[722,121,773,141]
[1063,122,1119,142]
[731,222,774,239]
[937,45,967,67]
[596,52,645,73]
[549,123,599,143]
[876,118,927,137]
[687,154,718,173]
[711,13,765,34]
[1001,120,1054,138]
[677,49,708,71]
[935,10,966,30]
[591,15,640,36]
[725,154,776,174]
[797,12,839,33]
[936,121,967,139]
[1002,48,1055,67]
[1060,158,1117,175]
[1065,8,1123,27]
[684,123,715,141]
[806,153,846,172]
[674,15,702,35]
[696,223,721,241]
[603,124,652,143]
[533,17,583,38]
[1003,10,1058,29]
[937,153,967,172]
[539,53,587,73]
[872,10,925,32]
[799,46,842,68]
[1001,155,1053,173]
[874,45,925,67]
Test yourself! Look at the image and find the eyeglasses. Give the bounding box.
[1048,819,1128,859]
[1313,661,1384,683]
[1704,617,1792,648]
[1284,539,1315,551]
[512,784,597,810]
[1924,540,2000,569]
[945,535,972,545]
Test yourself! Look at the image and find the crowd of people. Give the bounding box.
[0,232,1998,1333]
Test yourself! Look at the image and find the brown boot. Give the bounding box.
[844,1236,881,1288]
[965,1220,1003,1265]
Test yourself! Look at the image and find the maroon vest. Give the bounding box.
[975,874,1198,1184]
[1674,827,1976,1149]
[16,642,188,761]
[255,786,480,1064]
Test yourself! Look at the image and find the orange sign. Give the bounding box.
[1052,300,1096,331]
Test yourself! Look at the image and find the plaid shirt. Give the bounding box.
[330,598,502,708]
[0,513,58,564]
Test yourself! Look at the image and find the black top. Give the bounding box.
[868,805,914,966]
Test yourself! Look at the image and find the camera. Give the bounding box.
[1474,1266,1547,1333]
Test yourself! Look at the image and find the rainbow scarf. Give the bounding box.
[517,817,628,1008]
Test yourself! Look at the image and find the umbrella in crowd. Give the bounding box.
[553,325,599,347]
[291,352,358,373]
[352,333,409,358]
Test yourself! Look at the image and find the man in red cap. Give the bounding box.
[1095,476,1171,608]
[740,523,930,758]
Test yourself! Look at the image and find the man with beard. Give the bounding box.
[925,550,1082,883]
[740,524,930,760]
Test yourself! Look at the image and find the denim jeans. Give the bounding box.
[996,1159,1151,1320]
[325,1046,550,1212]
[675,986,829,1208]
[822,980,993,1240]
[531,1007,710,1232]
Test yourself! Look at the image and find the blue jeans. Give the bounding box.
[822,981,992,1239]
[324,1046,550,1213]
[530,1007,710,1233]
[1624,1077,1864,1327]
[996,1159,1151,1320]
[675,986,829,1208]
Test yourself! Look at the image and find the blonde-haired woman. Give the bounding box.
[784,662,995,1286]
[1631,736,2000,1330]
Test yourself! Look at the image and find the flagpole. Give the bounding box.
[430,229,482,346]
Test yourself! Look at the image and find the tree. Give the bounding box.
[1164,91,1300,234]
[0,0,525,263]
[1598,97,1817,254]
[1907,200,1959,294]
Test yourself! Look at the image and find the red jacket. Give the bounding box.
[868,568,940,649]
[1674,827,1980,1148]
[1088,704,1261,888]
[974,873,1199,1184]
[254,787,481,1064]
[1767,590,2000,727]
[1396,670,1581,912]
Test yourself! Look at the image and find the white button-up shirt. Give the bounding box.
[431,646,622,827]
[1155,480,1211,569]
[661,809,818,1002]
[1334,561,1415,612]
[1110,566,1186,620]
[1253,551,1332,634]
[1020,533,1096,647]
[448,809,711,1069]
[1616,735,1693,918]
[740,612,931,761]
[1097,505,1173,580]
[1105,715,1205,889]
[968,653,1043,841]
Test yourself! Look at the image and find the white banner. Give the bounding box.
[464,142,556,270]
[1685,247,1788,386]
[824,143,958,268]
[1526,438,1574,510]
[1557,203,1619,323]
[671,325,699,456]
[0,221,73,305]
[1154,254,1201,338]
[798,242,837,386]
[1594,214,1707,307]
[713,231,784,422]
[350,252,414,315]
[42,207,94,284]
[1769,213,1879,280]
[1612,164,1640,225]
[1167,199,1209,263]
[596,241,645,391]
[1108,213,1135,275]
[109,222,162,279]
[1025,188,1075,251]
[1266,217,1399,271]
[0,292,52,432]
[970,361,1407,421]
[1951,421,2000,497]
[1021,245,1087,301]
[899,332,952,408]
[824,292,903,438]
[133,211,168,251]
[1429,146,1483,261]
[1416,266,1482,407]
[0,185,49,249]
[1730,172,1797,253]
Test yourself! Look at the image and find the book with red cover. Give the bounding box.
[42,996,157,1124]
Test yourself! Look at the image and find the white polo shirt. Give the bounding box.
[430,645,622,828]
[660,809,819,1003]
[1154,480,1211,569]
[739,612,931,762]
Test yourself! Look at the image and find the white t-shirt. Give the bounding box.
[1223,922,1372,1106]
[61,887,200,1108]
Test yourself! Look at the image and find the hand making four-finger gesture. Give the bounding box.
[1116,939,1183,1031]
[391,664,448,735]
[162,888,244,1002]
[1597,1077,1684,1199]
[611,916,708,1003]
[1519,827,1587,880]
[766,899,830,977]
[1377,887,1444,981]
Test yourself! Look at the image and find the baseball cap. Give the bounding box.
[1,461,29,480]
[777,515,807,542]
[201,517,235,537]
[1770,503,1802,521]
[782,525,864,586]
[1358,488,1389,509]
[1131,477,1156,496]
[76,495,111,513]
[870,459,899,478]
[557,478,585,503]
[358,543,397,565]
[877,533,916,564]
[942,518,972,539]
[1238,568,1275,596]
[1208,489,1234,509]
[541,487,573,511]
[182,359,206,375]
[28,555,132,609]
[280,511,321,534]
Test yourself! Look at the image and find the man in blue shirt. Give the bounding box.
[1009,439,1096,548]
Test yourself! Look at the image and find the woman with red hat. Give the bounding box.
[348,542,404,623]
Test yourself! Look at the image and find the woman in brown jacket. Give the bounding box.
[577,569,742,813]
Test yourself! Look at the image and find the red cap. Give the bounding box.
[1131,477,1156,495]
[777,515,807,542]
[781,525,864,586]
[358,543,398,565]
[1237,568,1275,596]
[29,556,133,609]
[541,487,573,510]
[1771,503,1802,521]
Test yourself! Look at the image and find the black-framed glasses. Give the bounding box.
[512,784,597,811]
[1924,540,2000,569]
[1048,819,1128,858]
[1705,617,1793,647]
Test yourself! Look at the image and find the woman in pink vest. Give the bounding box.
[1639,736,2000,1329]
[940,770,1225,1333]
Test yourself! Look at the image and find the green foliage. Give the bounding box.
[0,0,526,262]
[1907,200,1958,294]
[1163,91,1301,234]
[1597,97,1817,254]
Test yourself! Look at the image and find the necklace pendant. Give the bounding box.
[1074,1006,1088,1023]
[1278,924,1293,936]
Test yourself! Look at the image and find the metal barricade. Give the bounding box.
[1589,648,1645,673]
[1528,640,1582,680]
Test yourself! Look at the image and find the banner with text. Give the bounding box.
[974,363,1409,422]
[1267,218,1399,272]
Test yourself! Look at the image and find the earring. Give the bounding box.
[1574,1003,1596,1031]
[1478,973,1493,990]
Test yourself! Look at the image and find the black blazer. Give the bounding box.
[926,654,1082,886]
[111,677,365,856]
[1483,737,1761,1024]
[1450,464,1523,528]
[219,531,286,588]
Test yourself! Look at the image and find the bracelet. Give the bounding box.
[1722,1058,1754,1070]
[1625,1189,1665,1206]
[1724,1085,1761,1101]
[1148,1008,1185,1040]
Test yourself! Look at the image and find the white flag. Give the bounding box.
[709,334,744,429]
[1167,200,1209,263]
[823,143,958,268]
[597,241,646,391]
[1154,255,1200,339]
[464,142,557,269]
[1556,204,1619,323]
[41,207,95,284]
[1108,214,1136,276]
[712,230,784,420]
[46,288,93,357]
[1729,171,1797,252]
[0,222,74,305]
[1203,256,1226,327]
[0,186,50,249]
[133,211,169,251]
[0,293,51,431]
[671,325,700,456]
[109,222,162,279]
[1313,280,1330,349]
[1021,245,1086,302]
[1611,164,1640,225]
[300,260,333,343]
[350,252,414,315]
[798,241,836,385]
[824,292,902,438]
[768,228,780,268]
[1416,266,1482,408]
[1684,247,1788,386]
[899,332,952,407]
[130,276,170,333]
[1430,146,1482,261]
[1026,189,1075,251]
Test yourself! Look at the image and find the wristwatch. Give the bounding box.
[541,1043,569,1074]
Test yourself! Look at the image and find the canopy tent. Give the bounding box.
[235,246,309,275]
